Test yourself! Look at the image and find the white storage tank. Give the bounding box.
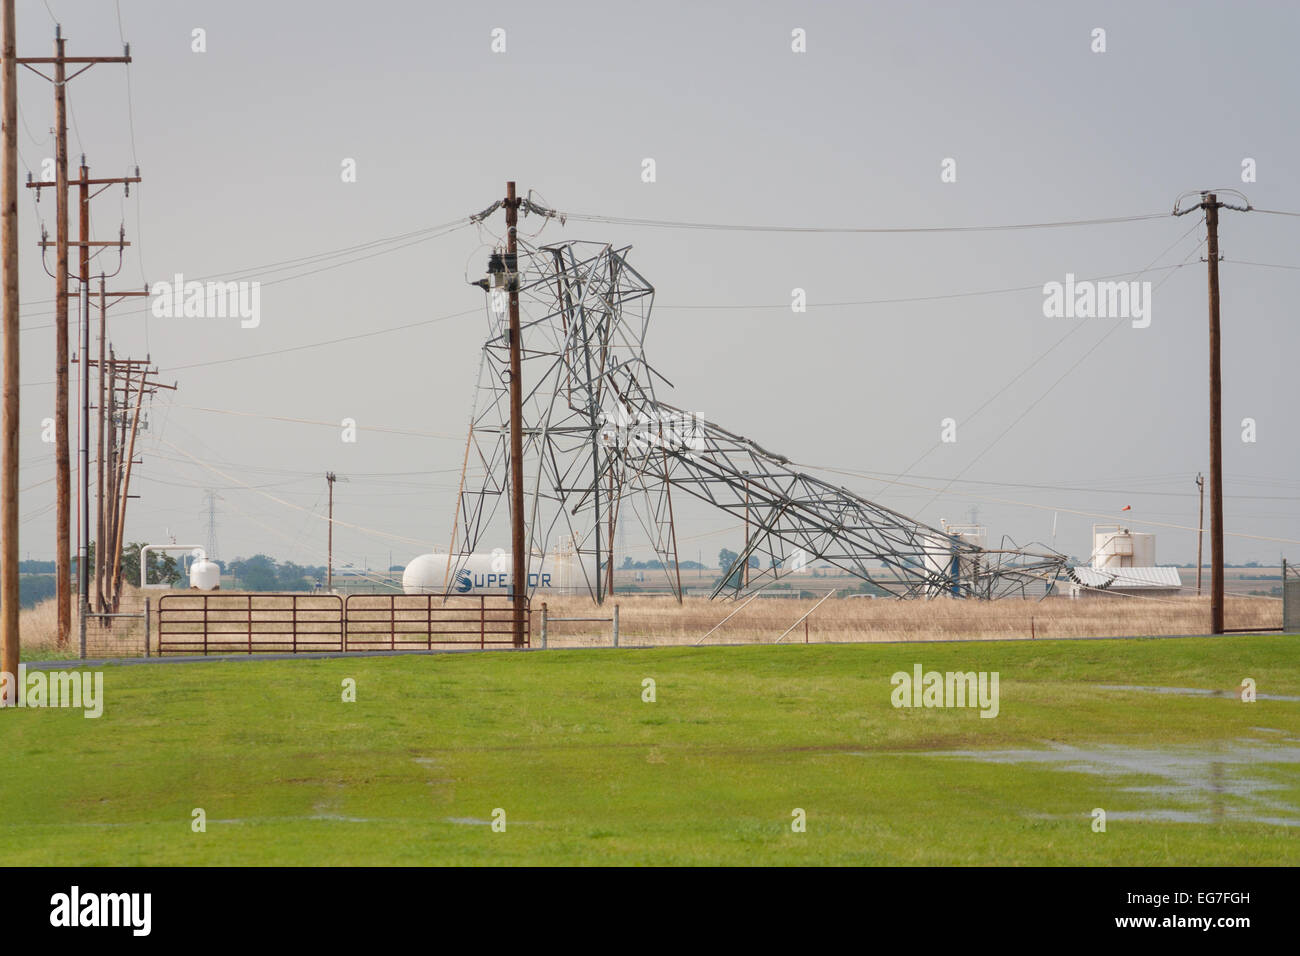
[1092,526,1155,569]
[921,523,988,596]
[1131,532,1155,567]
[189,559,221,590]
[402,550,580,596]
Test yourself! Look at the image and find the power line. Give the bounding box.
[808,468,1300,501]
[912,232,1208,515]
[1226,258,1300,272]
[157,437,429,548]
[21,305,479,386]
[558,209,1171,235]
[862,219,1207,503]
[655,262,1190,312]
[161,404,462,439]
[800,461,1300,547]
[16,216,473,326]
[163,307,479,373]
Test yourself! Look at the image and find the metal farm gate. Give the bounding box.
[156,592,529,654]
[343,594,529,650]
[157,593,344,654]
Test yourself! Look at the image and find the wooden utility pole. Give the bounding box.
[75,354,170,614]
[326,471,336,592]
[1,0,19,684]
[95,279,105,611]
[76,161,87,655]
[108,366,145,617]
[1196,472,1205,596]
[105,350,117,575]
[1204,194,1225,635]
[51,29,69,644]
[504,182,527,647]
[7,28,131,646]
[92,279,148,612]
[32,162,137,640]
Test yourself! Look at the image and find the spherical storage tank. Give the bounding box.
[189,559,221,590]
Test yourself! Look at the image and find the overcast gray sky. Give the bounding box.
[12,0,1300,574]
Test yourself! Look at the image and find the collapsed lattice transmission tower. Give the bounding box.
[453,238,1066,602]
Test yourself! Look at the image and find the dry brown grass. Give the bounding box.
[19,586,154,658]
[17,596,62,654]
[14,588,1284,657]
[536,593,1282,648]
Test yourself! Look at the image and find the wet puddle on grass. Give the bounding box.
[1098,684,1300,702]
[928,739,1300,826]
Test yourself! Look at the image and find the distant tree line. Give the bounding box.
[226,555,327,592]
[619,557,706,571]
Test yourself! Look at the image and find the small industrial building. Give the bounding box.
[1067,525,1182,599]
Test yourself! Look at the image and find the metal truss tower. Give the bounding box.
[453,237,1066,603]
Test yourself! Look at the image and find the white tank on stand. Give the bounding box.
[189,559,221,590]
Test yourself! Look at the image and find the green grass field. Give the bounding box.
[1,636,1297,865]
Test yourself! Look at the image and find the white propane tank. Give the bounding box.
[189,559,221,590]
[401,553,453,593]
[402,551,578,595]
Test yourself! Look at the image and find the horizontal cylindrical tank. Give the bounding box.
[189,559,221,590]
[402,551,582,596]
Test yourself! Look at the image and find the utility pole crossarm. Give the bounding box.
[38,240,130,247]
[27,175,140,189]
[7,55,130,64]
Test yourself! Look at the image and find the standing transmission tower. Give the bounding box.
[203,489,220,562]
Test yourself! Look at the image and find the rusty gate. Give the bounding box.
[155,592,530,654]
[156,593,345,655]
[343,593,529,649]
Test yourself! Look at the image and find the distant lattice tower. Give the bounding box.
[204,489,220,562]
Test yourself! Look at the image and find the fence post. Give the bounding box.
[342,594,349,651]
[480,595,485,650]
[425,594,433,651]
[541,602,548,648]
[612,604,620,647]
[144,598,151,658]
